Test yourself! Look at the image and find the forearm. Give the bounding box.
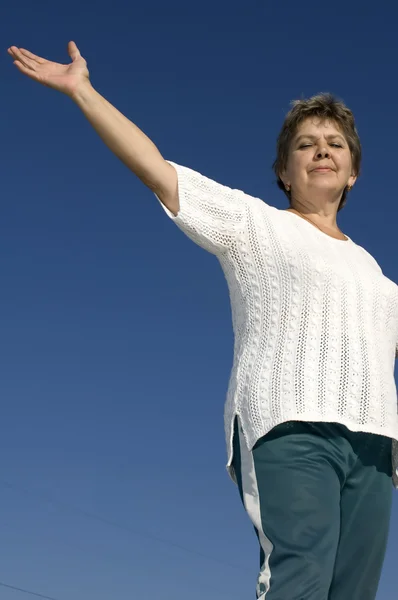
[71,82,172,194]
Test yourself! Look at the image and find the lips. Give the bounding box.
[311,166,334,172]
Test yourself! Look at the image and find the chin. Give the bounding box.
[307,185,342,201]
[309,182,339,192]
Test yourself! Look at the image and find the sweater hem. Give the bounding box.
[226,413,398,488]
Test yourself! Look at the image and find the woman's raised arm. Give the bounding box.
[8,41,179,215]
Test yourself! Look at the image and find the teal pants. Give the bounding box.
[232,420,393,600]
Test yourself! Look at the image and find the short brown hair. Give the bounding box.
[273,93,362,211]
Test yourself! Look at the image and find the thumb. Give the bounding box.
[68,41,81,61]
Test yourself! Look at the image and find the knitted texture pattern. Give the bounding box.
[157,162,398,486]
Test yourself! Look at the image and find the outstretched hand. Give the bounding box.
[7,41,90,97]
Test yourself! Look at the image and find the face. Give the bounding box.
[281,118,357,203]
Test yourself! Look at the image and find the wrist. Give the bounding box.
[69,79,96,104]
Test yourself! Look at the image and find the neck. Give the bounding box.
[289,191,340,229]
[287,205,347,240]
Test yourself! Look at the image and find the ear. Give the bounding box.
[347,172,357,189]
[279,171,291,190]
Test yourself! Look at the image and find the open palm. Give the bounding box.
[7,41,90,96]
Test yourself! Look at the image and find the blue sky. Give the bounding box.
[2,1,398,599]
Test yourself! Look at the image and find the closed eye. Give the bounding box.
[299,142,343,149]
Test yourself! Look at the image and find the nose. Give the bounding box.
[316,147,330,159]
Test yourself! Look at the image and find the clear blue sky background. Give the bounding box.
[2,1,398,599]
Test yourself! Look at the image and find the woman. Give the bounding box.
[8,41,398,600]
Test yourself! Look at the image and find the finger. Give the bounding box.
[10,48,37,71]
[8,47,19,59]
[68,41,81,61]
[12,60,52,87]
[13,60,38,79]
[19,48,46,64]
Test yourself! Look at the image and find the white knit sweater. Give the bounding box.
[157,162,398,486]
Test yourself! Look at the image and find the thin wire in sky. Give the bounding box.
[0,581,62,600]
[1,479,250,575]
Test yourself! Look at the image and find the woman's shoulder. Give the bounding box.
[241,190,283,216]
[350,242,384,273]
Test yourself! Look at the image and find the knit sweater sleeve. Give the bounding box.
[155,161,248,254]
